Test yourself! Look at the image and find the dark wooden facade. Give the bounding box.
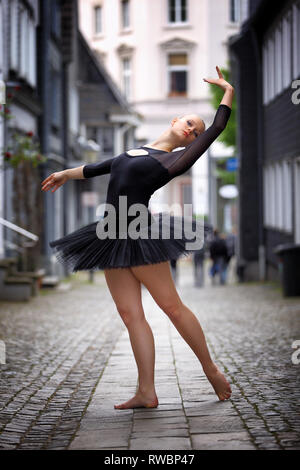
[230,0,300,281]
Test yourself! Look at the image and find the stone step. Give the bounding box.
[41,276,60,288]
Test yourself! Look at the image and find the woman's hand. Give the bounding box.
[41,170,69,193]
[203,66,234,92]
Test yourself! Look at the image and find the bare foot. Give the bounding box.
[204,363,232,401]
[114,390,159,409]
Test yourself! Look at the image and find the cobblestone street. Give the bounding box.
[0,257,299,450]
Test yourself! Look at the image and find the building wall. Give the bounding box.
[230,0,300,281]
[79,0,242,218]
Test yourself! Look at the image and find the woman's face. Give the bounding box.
[171,114,205,146]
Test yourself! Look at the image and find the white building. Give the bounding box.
[79,0,247,218]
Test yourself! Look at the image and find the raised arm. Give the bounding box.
[165,67,234,179]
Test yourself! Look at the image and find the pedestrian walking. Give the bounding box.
[41,66,233,409]
[209,229,229,285]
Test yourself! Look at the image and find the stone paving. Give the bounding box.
[0,257,299,450]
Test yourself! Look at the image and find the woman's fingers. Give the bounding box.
[216,66,224,79]
[42,178,57,191]
[41,175,52,185]
[203,78,217,84]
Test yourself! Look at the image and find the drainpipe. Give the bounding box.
[250,26,266,281]
[115,122,131,154]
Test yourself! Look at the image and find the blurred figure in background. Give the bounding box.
[209,229,229,285]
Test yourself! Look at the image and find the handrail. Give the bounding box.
[0,217,39,241]
[4,239,26,253]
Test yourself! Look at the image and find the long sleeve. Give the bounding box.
[83,157,115,178]
[164,104,231,179]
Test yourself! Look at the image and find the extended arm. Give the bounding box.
[41,158,115,193]
[166,67,234,178]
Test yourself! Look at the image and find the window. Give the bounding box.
[94,5,102,34]
[19,7,36,87]
[283,160,292,232]
[0,1,3,73]
[122,57,131,100]
[101,127,114,154]
[20,7,28,79]
[10,0,19,71]
[51,68,61,128]
[121,0,130,29]
[274,24,283,95]
[167,53,188,98]
[168,0,188,24]
[293,2,300,79]
[262,5,299,104]
[9,1,36,87]
[268,34,275,101]
[282,11,292,89]
[51,0,61,38]
[263,162,292,232]
[230,0,248,23]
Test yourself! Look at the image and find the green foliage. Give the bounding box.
[209,66,237,186]
[209,66,236,150]
[215,167,236,185]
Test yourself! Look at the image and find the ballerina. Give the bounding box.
[42,66,234,409]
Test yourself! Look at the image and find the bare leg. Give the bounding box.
[131,261,232,401]
[104,267,158,409]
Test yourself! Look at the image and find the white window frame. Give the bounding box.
[275,162,283,230]
[283,160,292,233]
[268,34,275,101]
[168,0,188,25]
[282,10,292,89]
[10,0,19,72]
[20,6,28,80]
[122,57,131,100]
[0,1,3,74]
[262,6,300,105]
[274,23,283,96]
[262,43,268,104]
[264,162,293,232]
[28,17,36,87]
[293,2,300,79]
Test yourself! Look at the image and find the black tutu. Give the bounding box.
[49,212,210,271]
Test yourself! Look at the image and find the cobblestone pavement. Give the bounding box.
[0,257,299,450]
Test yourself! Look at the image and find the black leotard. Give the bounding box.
[49,105,231,270]
[82,105,231,217]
